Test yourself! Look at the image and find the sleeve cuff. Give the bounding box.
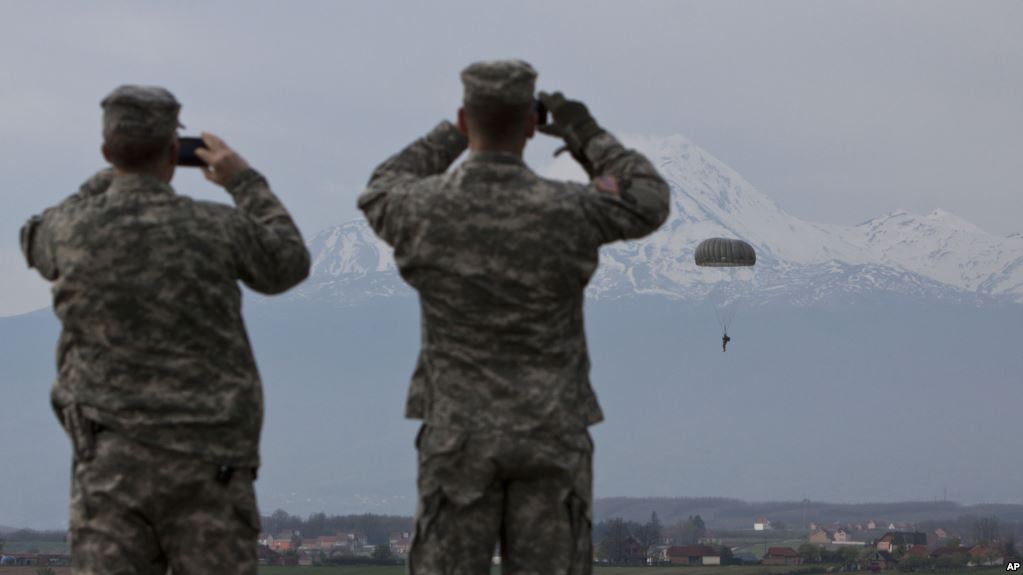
[224,168,266,198]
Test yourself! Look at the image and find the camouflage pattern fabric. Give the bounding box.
[358,121,671,434]
[20,168,310,467]
[409,426,593,575]
[461,60,536,105]
[70,430,259,574]
[100,85,183,139]
[359,114,669,572]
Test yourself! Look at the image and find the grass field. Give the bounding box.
[0,565,1011,575]
[256,568,813,575]
[255,566,1013,575]
[256,568,806,575]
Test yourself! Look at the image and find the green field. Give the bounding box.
[0,563,1008,575]
[257,568,811,575]
[256,567,1015,575]
[259,568,406,575]
[257,567,1012,575]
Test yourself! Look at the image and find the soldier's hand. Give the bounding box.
[536,92,603,147]
[536,92,603,176]
[195,132,252,188]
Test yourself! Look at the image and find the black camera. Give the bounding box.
[535,100,548,126]
[177,137,208,167]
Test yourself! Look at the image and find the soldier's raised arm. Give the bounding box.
[538,91,671,243]
[19,169,115,280]
[20,210,60,281]
[357,121,468,246]
[197,133,310,294]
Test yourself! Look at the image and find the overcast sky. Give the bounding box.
[1,0,1020,315]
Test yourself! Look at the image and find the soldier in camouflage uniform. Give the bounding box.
[19,85,310,574]
[358,61,670,574]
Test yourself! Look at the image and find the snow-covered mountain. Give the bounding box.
[298,134,1023,306]
[296,222,409,304]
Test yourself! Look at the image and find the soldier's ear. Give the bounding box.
[456,108,468,136]
[524,109,537,140]
[163,138,180,182]
[101,142,113,164]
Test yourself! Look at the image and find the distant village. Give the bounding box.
[230,515,1019,568]
[2,514,1019,569]
[627,516,1017,571]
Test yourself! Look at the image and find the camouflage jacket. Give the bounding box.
[20,168,310,467]
[358,121,670,433]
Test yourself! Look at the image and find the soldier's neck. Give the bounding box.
[468,139,526,157]
[112,165,174,184]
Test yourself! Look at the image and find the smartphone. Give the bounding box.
[535,100,548,126]
[177,137,208,167]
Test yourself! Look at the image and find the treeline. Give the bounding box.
[916,514,1023,546]
[260,509,413,545]
[594,497,1023,527]
[0,528,67,541]
[593,513,727,564]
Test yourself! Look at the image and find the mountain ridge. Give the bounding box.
[296,133,1023,306]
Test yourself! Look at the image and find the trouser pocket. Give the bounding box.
[408,489,447,575]
[63,404,99,462]
[566,490,593,575]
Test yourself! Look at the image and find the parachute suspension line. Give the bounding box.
[694,237,757,340]
[724,299,740,333]
[717,302,739,335]
[714,304,726,335]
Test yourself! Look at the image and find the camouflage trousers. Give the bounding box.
[409,425,593,575]
[69,430,260,575]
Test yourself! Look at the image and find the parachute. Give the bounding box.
[695,238,756,347]
[694,237,756,267]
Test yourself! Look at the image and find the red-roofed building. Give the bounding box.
[968,545,1003,566]
[390,532,412,556]
[877,531,928,552]
[317,535,341,548]
[763,547,801,566]
[257,545,283,566]
[931,546,969,559]
[667,545,722,565]
[906,545,930,558]
[270,539,292,552]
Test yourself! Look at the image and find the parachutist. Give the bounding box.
[695,238,756,347]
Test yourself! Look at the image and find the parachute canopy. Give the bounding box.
[694,238,756,267]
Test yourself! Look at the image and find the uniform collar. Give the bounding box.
[465,150,527,167]
[106,173,175,196]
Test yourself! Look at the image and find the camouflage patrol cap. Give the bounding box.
[101,85,183,139]
[461,60,537,106]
